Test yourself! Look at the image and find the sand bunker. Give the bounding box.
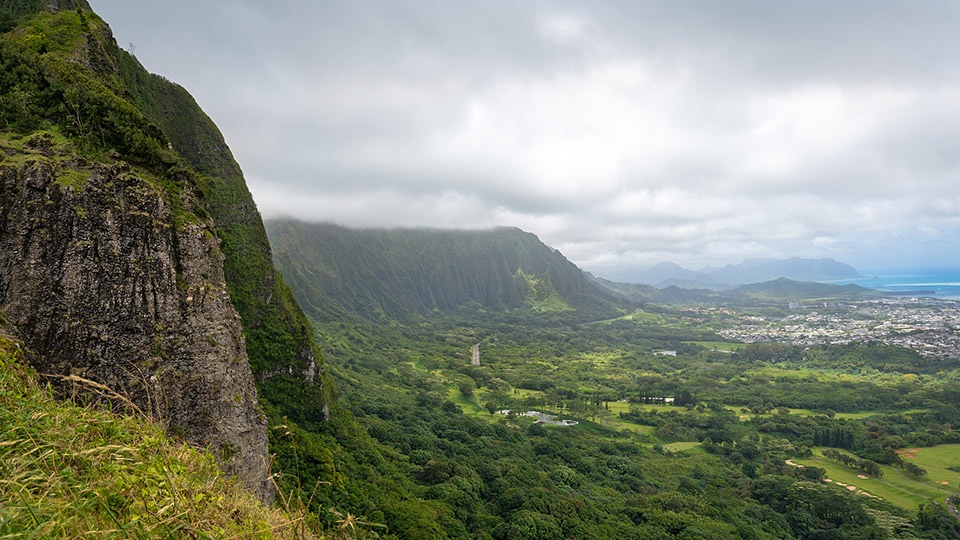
[783,461,882,501]
[897,448,921,459]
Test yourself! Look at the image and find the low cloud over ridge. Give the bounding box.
[91,0,960,274]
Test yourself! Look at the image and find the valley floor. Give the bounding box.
[277,295,960,538]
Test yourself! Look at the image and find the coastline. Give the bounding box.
[831,270,960,300]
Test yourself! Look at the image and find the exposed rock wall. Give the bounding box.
[0,148,273,501]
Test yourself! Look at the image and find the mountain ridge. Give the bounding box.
[265,219,625,324]
[593,274,885,305]
[602,256,861,289]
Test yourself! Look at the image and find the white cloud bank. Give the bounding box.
[91,0,960,274]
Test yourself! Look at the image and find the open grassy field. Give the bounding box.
[514,387,546,400]
[611,400,929,420]
[727,406,931,421]
[462,387,661,438]
[612,402,681,414]
[450,386,492,420]
[606,400,632,414]
[899,444,960,470]
[662,441,702,453]
[897,444,960,488]
[793,448,956,509]
[687,341,745,352]
[833,408,929,420]
[613,422,657,436]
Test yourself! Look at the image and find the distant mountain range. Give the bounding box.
[267,221,882,319]
[601,257,860,289]
[592,276,884,306]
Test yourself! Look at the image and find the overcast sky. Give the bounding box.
[89,1,960,276]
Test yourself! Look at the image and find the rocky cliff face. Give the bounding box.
[114,15,327,392]
[0,3,337,502]
[0,135,272,501]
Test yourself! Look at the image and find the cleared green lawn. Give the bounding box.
[897,444,960,489]
[687,341,745,352]
[733,407,930,420]
[606,400,632,414]
[899,444,960,470]
[514,387,546,399]
[662,441,702,453]
[832,408,929,420]
[619,403,683,414]
[449,386,492,420]
[617,422,657,435]
[794,448,955,510]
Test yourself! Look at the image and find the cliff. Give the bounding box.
[0,130,275,498]
[266,219,624,323]
[115,36,323,385]
[0,3,328,502]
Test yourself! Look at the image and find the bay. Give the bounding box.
[831,270,960,300]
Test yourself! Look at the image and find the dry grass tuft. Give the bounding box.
[0,336,326,539]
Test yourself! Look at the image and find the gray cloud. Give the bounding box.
[90,0,960,274]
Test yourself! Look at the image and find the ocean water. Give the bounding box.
[831,270,960,300]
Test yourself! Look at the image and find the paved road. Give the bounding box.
[947,497,960,521]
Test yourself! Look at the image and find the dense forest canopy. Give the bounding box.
[264,222,960,539]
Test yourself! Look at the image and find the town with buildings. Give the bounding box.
[715,297,960,359]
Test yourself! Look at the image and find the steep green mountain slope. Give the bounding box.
[0,1,330,500]
[265,219,625,323]
[0,1,326,384]
[115,50,324,384]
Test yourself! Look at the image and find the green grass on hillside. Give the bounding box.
[898,444,960,471]
[660,442,703,453]
[0,337,324,538]
[793,448,957,510]
[686,341,745,351]
[896,445,960,490]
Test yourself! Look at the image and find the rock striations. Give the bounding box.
[0,2,330,503]
[0,144,272,501]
